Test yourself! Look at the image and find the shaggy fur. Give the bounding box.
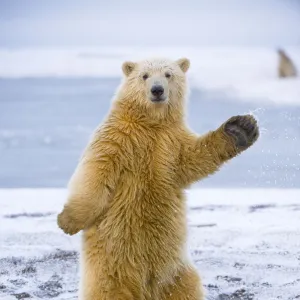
[57,57,259,300]
[277,49,297,78]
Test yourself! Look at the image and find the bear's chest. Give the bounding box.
[130,130,180,182]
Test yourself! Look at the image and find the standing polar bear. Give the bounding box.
[57,57,259,300]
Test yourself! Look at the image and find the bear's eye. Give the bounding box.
[142,74,149,80]
[165,72,171,79]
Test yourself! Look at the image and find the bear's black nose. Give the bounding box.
[151,85,164,97]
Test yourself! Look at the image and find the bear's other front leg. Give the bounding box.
[177,114,259,187]
[57,132,123,235]
[57,161,113,235]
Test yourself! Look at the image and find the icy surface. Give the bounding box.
[0,189,299,299]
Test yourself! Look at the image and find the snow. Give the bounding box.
[1,188,300,299]
[0,47,300,106]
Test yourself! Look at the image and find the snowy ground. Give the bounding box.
[0,189,300,300]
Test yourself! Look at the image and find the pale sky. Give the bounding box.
[0,0,300,47]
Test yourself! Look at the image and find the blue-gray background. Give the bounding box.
[1,78,299,188]
[0,0,299,188]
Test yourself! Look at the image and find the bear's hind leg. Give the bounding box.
[160,265,204,300]
[81,284,138,300]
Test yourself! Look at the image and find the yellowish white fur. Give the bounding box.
[57,57,258,300]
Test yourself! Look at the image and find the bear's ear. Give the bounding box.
[176,58,190,73]
[122,61,136,77]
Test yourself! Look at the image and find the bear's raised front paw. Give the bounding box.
[57,209,82,236]
[223,115,259,150]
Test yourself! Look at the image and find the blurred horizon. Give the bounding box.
[1,0,300,48]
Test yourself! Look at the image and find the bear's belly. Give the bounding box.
[83,187,187,278]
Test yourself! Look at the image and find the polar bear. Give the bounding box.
[57,57,259,300]
[277,48,297,78]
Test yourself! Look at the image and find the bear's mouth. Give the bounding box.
[150,95,167,103]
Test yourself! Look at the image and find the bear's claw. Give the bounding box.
[224,115,259,150]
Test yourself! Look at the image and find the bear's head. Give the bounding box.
[116,58,190,121]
